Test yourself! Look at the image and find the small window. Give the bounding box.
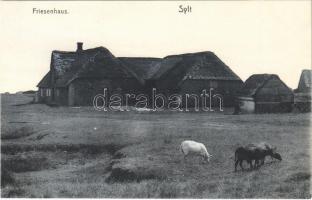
[46,89,52,97]
[56,89,60,97]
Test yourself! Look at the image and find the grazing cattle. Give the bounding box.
[245,143,274,167]
[234,146,260,171]
[234,143,282,171]
[256,142,273,165]
[251,142,283,165]
[180,140,212,163]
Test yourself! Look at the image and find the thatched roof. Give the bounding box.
[37,46,242,88]
[37,71,51,87]
[118,57,162,80]
[296,69,312,92]
[37,47,143,88]
[151,51,242,81]
[240,74,291,97]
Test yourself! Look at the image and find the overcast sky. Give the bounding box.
[0,1,311,93]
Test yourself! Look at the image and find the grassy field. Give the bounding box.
[1,93,311,198]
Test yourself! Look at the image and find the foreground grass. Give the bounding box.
[1,94,311,198]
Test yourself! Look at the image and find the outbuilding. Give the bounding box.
[237,74,294,113]
[294,69,311,112]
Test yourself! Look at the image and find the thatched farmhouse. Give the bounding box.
[120,52,243,107]
[294,69,311,112]
[37,43,144,106]
[37,43,243,107]
[237,74,294,113]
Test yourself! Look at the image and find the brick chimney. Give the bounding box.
[77,42,83,51]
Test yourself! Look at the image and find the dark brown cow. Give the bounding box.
[234,144,281,172]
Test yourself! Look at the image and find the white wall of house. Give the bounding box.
[238,97,255,113]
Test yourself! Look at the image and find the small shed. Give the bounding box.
[237,74,294,113]
[294,69,311,112]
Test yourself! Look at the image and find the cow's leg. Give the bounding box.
[235,160,240,172]
[248,160,253,170]
[257,159,262,168]
[254,160,259,168]
[239,160,244,171]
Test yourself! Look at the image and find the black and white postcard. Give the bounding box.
[0,1,311,198]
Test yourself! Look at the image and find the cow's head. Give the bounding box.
[272,152,282,161]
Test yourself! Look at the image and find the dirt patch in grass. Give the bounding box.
[106,142,174,183]
[1,142,125,175]
[2,154,50,173]
[107,157,167,182]
[4,187,25,198]
[1,127,36,140]
[1,143,124,155]
[285,172,311,182]
[1,167,15,187]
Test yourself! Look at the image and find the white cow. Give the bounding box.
[180,140,212,163]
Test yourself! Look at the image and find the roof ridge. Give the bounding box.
[154,51,242,81]
[164,51,214,59]
[253,74,276,96]
[52,46,109,54]
[151,55,184,79]
[118,57,162,60]
[241,74,282,96]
